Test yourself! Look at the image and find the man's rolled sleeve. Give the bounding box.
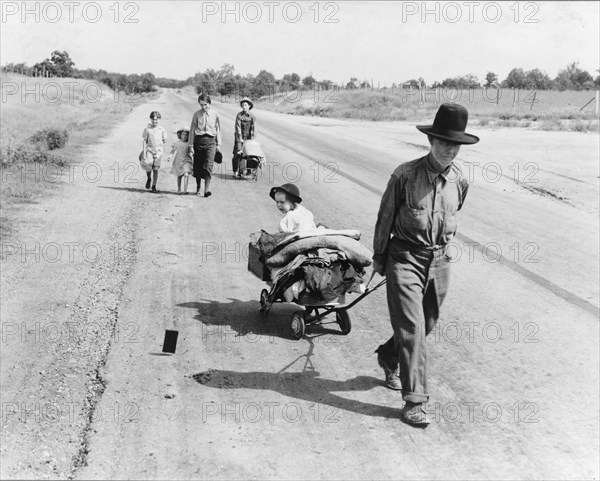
[373,174,402,264]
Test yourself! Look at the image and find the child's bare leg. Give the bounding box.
[183,174,189,193]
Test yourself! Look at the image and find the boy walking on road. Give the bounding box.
[141,111,167,193]
[372,103,479,427]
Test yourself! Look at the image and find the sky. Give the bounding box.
[1,1,598,85]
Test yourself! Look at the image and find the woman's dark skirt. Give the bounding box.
[193,135,216,180]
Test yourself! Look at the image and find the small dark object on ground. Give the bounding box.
[162,330,179,353]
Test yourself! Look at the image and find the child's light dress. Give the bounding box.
[169,140,194,176]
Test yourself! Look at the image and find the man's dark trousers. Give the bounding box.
[378,238,452,404]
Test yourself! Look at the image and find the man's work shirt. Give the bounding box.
[189,108,221,146]
[373,154,469,265]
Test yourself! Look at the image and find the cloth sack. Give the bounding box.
[266,235,372,268]
[139,150,154,172]
[242,139,265,158]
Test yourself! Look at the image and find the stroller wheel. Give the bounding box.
[290,311,306,340]
[336,309,351,335]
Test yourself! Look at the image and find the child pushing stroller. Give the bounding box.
[232,97,265,179]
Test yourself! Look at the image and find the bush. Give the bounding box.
[1,145,65,165]
[541,119,563,131]
[29,128,69,150]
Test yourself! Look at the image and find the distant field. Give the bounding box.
[0,73,156,236]
[1,73,153,147]
[254,87,599,132]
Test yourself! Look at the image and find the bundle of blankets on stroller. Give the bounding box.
[248,228,373,305]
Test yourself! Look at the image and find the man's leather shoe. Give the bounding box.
[401,402,431,427]
[375,346,402,390]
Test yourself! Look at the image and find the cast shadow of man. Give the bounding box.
[177,298,344,341]
[191,367,399,420]
[191,333,399,420]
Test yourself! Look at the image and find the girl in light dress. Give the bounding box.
[167,128,194,194]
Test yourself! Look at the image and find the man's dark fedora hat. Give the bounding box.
[417,103,479,145]
[269,183,302,203]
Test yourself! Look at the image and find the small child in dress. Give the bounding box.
[167,128,194,194]
[141,111,167,193]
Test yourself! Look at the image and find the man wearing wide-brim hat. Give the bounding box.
[372,103,479,427]
[232,97,256,177]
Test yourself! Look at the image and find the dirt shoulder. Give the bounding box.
[0,93,151,479]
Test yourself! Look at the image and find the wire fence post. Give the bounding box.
[579,91,600,114]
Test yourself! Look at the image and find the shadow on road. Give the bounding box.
[98,185,192,196]
[177,298,346,341]
[191,368,400,420]
[211,170,261,183]
[179,298,398,418]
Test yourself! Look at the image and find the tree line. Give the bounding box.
[2,51,599,97]
[428,64,599,91]
[1,51,173,94]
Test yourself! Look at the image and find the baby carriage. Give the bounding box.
[237,139,265,180]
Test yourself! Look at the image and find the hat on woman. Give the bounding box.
[416,103,479,145]
[269,183,302,203]
[240,97,254,110]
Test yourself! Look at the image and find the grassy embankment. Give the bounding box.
[0,73,158,237]
[255,87,599,132]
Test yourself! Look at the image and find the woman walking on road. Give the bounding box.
[232,97,256,177]
[188,93,221,197]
